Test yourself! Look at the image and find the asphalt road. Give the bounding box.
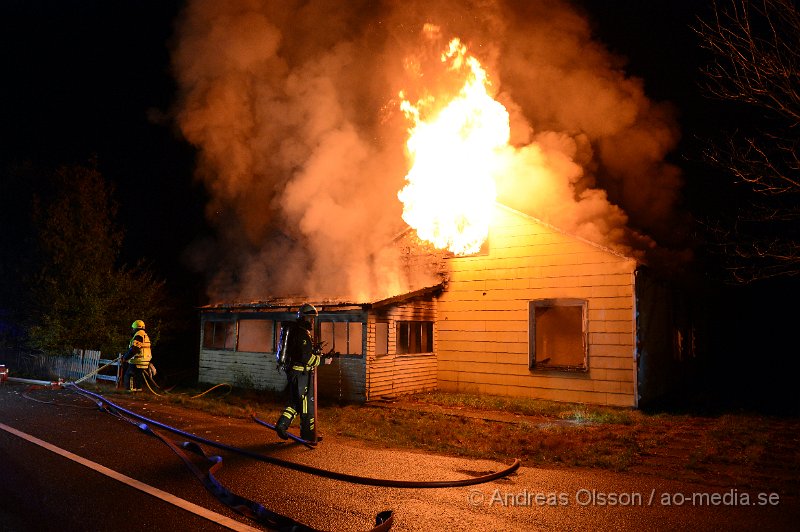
[1,382,797,531]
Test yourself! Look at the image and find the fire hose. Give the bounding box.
[63,383,520,531]
[64,383,521,489]
[141,369,232,399]
[63,383,391,531]
[105,401,392,532]
[74,355,122,385]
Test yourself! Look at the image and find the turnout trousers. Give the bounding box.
[124,363,146,391]
[276,368,315,440]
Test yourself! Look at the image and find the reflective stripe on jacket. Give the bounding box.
[128,330,152,368]
[290,352,321,372]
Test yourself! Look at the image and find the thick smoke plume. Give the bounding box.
[172,0,686,303]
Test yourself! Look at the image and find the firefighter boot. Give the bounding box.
[300,414,315,442]
[275,409,294,440]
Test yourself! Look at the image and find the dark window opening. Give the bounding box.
[203,321,235,351]
[529,299,587,371]
[396,321,433,354]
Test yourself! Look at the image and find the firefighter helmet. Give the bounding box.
[297,304,318,319]
[131,320,146,330]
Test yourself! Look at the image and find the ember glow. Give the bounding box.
[398,37,510,256]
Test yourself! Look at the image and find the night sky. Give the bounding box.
[1,0,205,298]
[1,1,795,406]
[0,0,721,284]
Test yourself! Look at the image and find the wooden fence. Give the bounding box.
[46,349,121,385]
[0,348,122,385]
[52,349,100,381]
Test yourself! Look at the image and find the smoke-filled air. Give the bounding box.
[171,0,688,303]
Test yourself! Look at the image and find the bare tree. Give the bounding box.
[695,0,800,282]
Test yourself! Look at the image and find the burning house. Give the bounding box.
[199,203,699,407]
[179,3,699,408]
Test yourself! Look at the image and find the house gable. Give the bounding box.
[436,204,640,407]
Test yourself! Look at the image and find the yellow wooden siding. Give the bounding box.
[436,205,638,407]
[365,300,438,400]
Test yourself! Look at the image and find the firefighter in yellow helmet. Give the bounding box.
[274,304,322,441]
[123,320,152,392]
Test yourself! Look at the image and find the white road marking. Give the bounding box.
[0,422,261,532]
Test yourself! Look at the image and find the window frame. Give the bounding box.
[236,318,277,353]
[396,320,434,355]
[318,319,365,356]
[202,320,237,351]
[528,298,588,372]
[375,321,389,357]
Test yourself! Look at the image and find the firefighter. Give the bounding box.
[274,303,322,441]
[123,320,152,392]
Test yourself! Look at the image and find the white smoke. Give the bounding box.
[172,0,688,302]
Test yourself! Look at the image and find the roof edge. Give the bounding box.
[370,282,446,309]
[199,283,446,312]
[494,202,641,262]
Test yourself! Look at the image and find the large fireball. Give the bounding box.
[398,37,510,256]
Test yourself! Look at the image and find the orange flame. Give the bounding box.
[398,38,510,255]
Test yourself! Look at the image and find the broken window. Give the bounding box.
[529,299,587,371]
[237,319,275,353]
[396,321,434,354]
[319,320,364,355]
[202,320,236,351]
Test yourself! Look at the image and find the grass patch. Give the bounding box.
[283,391,640,469]
[94,383,796,480]
[409,391,638,425]
[703,414,772,465]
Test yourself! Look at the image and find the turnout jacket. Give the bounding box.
[277,319,321,371]
[126,329,152,369]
